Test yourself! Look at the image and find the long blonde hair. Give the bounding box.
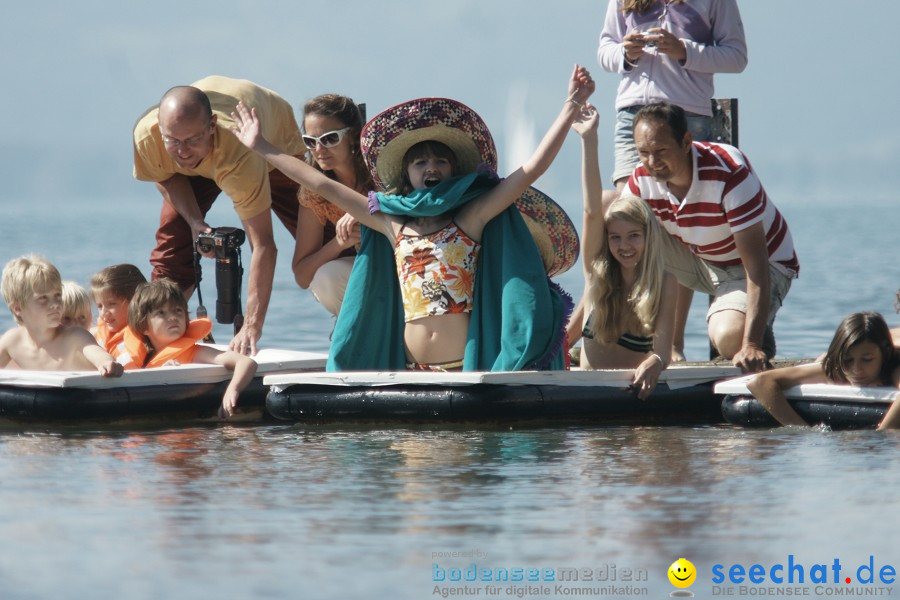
[586,194,664,343]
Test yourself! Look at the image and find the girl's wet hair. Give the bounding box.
[398,141,458,196]
[823,312,896,384]
[90,264,147,301]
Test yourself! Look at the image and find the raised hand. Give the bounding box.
[567,65,596,107]
[230,101,263,151]
[571,103,599,137]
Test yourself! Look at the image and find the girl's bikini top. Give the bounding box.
[582,312,654,354]
[394,221,481,323]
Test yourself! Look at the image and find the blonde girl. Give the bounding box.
[574,104,677,398]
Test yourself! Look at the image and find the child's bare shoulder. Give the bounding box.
[0,327,25,351]
[42,326,101,363]
[58,324,98,346]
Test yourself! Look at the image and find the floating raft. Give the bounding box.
[0,348,327,425]
[264,365,740,424]
[715,375,897,429]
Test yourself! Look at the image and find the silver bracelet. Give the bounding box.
[566,94,584,108]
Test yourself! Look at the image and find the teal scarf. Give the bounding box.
[326,172,567,371]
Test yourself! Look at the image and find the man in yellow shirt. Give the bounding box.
[133,76,306,355]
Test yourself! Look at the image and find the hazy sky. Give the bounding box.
[2,0,899,210]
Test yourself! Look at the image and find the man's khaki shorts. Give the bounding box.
[659,229,795,354]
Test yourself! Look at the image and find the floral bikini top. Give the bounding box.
[394,221,481,323]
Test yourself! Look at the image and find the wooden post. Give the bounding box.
[710,98,738,147]
[708,98,738,360]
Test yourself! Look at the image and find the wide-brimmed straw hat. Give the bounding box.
[361,97,497,193]
[361,97,579,277]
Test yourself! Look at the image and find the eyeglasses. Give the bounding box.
[302,127,352,149]
[161,126,212,149]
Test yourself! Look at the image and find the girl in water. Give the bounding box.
[746,312,900,427]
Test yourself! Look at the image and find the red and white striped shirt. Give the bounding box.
[628,142,800,274]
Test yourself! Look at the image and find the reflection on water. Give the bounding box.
[2,425,899,599]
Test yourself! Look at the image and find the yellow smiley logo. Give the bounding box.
[668,558,697,588]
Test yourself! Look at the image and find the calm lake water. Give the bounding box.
[0,191,897,599]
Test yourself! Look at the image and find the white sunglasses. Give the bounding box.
[302,127,352,149]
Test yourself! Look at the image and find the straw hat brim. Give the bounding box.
[375,125,484,194]
[516,187,580,278]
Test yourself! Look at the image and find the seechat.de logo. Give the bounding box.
[711,555,897,586]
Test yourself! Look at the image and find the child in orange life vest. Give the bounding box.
[122,279,257,417]
[90,264,147,357]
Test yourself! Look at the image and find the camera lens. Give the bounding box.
[215,252,242,324]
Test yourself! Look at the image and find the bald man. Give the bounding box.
[133,76,306,355]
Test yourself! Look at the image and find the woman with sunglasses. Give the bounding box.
[292,94,373,316]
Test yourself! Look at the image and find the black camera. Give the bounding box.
[197,227,245,255]
[196,227,246,325]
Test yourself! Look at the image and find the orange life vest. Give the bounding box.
[95,320,127,357]
[120,318,213,369]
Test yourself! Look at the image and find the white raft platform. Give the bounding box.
[715,374,898,429]
[0,347,327,425]
[264,364,740,424]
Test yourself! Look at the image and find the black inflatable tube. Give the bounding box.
[0,379,269,425]
[266,382,725,424]
[721,395,889,430]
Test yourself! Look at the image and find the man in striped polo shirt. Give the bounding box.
[626,103,799,372]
